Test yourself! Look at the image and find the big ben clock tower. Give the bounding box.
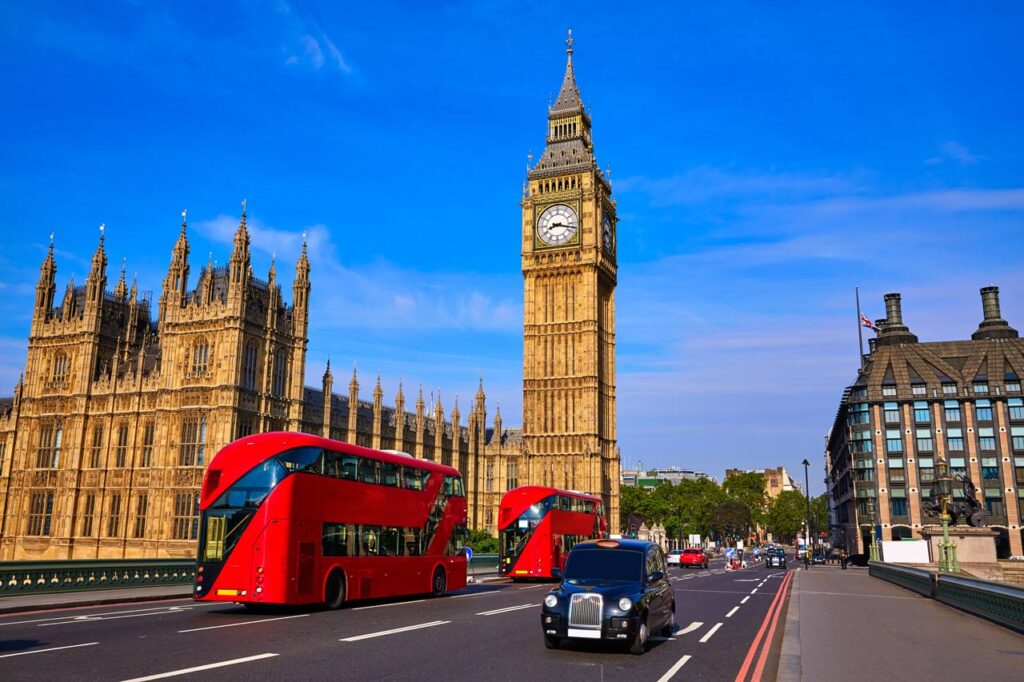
[521,31,620,526]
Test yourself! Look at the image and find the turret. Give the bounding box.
[394,379,406,449]
[113,258,127,300]
[347,366,359,444]
[229,202,251,292]
[161,211,190,322]
[35,235,57,318]
[322,358,333,439]
[876,293,918,346]
[372,373,384,450]
[84,225,108,309]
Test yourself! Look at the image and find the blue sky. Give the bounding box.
[1,2,1023,492]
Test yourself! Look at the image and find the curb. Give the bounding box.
[776,569,801,681]
[0,590,193,616]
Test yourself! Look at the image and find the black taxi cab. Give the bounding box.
[540,539,675,655]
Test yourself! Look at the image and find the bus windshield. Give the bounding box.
[201,458,290,562]
[500,496,554,564]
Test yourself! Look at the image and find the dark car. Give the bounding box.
[540,539,675,655]
[764,548,786,569]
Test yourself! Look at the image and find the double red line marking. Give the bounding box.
[734,570,793,682]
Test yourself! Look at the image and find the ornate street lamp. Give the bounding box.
[935,457,959,573]
[865,497,880,562]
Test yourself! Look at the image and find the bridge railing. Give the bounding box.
[1,554,502,598]
[868,561,935,597]
[0,559,196,597]
[869,561,1024,634]
[935,573,1024,635]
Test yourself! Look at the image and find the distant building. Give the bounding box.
[725,466,798,499]
[825,288,1024,558]
[621,466,708,489]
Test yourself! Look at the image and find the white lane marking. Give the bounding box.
[450,591,501,598]
[699,622,724,643]
[735,579,759,582]
[3,606,193,628]
[751,588,759,594]
[476,603,538,616]
[178,613,308,633]
[0,642,99,659]
[340,620,449,642]
[675,621,703,635]
[518,585,547,590]
[741,596,751,604]
[120,653,279,681]
[726,606,739,618]
[39,609,195,627]
[353,599,427,610]
[656,654,692,682]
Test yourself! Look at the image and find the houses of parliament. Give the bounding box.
[0,34,621,560]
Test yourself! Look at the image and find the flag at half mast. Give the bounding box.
[860,313,878,332]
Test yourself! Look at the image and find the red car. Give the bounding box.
[678,548,709,569]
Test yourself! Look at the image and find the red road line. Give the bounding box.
[733,571,792,682]
[750,571,793,682]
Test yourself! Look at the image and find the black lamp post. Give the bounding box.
[802,458,812,568]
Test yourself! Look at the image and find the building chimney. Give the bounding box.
[972,286,1018,340]
[876,292,918,346]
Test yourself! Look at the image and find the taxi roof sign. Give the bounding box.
[596,540,620,548]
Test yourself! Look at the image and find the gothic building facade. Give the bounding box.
[0,35,620,559]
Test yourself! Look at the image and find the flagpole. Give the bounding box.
[856,286,865,369]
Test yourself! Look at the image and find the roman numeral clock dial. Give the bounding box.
[537,204,579,246]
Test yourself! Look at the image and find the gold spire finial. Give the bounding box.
[49,231,54,245]
[99,223,105,238]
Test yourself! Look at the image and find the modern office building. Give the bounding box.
[825,287,1023,557]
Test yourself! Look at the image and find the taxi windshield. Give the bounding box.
[564,548,643,583]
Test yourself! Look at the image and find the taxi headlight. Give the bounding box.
[544,594,559,608]
[618,597,632,612]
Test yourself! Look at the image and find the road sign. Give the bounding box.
[725,547,736,558]
[464,547,473,562]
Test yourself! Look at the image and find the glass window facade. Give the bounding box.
[975,399,993,422]
[944,400,961,422]
[884,402,900,424]
[913,401,930,422]
[886,429,903,453]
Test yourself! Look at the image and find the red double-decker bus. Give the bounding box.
[194,432,468,608]
[498,486,606,579]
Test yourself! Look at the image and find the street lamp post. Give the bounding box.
[866,497,880,561]
[935,457,960,573]
[802,458,812,568]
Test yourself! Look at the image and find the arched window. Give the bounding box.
[191,339,209,375]
[271,351,288,397]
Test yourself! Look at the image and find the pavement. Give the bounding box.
[0,556,794,681]
[778,563,1024,682]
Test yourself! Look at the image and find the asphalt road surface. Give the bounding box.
[0,556,793,681]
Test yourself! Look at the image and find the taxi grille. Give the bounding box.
[568,593,603,628]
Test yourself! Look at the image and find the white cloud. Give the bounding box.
[925,141,982,166]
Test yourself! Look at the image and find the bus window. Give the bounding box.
[403,527,422,556]
[323,451,341,478]
[443,475,465,497]
[360,525,381,556]
[404,468,425,491]
[381,462,400,487]
[447,524,469,555]
[340,454,358,480]
[278,447,323,474]
[358,459,380,485]
[323,523,354,557]
[380,527,402,556]
[559,496,572,511]
[209,459,288,509]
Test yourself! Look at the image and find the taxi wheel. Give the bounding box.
[660,605,676,637]
[629,613,648,655]
[543,633,561,649]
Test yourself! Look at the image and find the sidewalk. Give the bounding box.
[777,565,1023,681]
[0,585,192,615]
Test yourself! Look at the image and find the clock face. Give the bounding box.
[537,204,579,246]
[602,212,614,253]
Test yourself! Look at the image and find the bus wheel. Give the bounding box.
[431,567,447,598]
[325,570,345,610]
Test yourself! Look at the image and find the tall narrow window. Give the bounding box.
[172,493,200,540]
[191,339,209,375]
[133,494,148,539]
[0,437,6,474]
[27,492,54,536]
[271,351,287,397]
[485,460,494,492]
[115,423,129,467]
[141,421,155,467]
[507,461,518,491]
[178,414,207,466]
[90,424,103,468]
[107,494,121,537]
[36,422,61,468]
[242,342,258,390]
[53,351,69,383]
[81,493,96,537]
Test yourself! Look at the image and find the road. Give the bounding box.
[0,556,793,681]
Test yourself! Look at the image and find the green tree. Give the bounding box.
[765,490,807,542]
[810,493,829,539]
[468,529,499,553]
[723,472,768,526]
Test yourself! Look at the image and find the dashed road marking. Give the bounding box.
[178,614,308,633]
[476,603,537,616]
[0,642,99,659]
[726,606,739,618]
[340,620,450,642]
[699,622,723,643]
[119,653,279,681]
[675,621,703,635]
[353,599,427,610]
[741,596,751,604]
[656,654,692,682]
[751,588,759,594]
